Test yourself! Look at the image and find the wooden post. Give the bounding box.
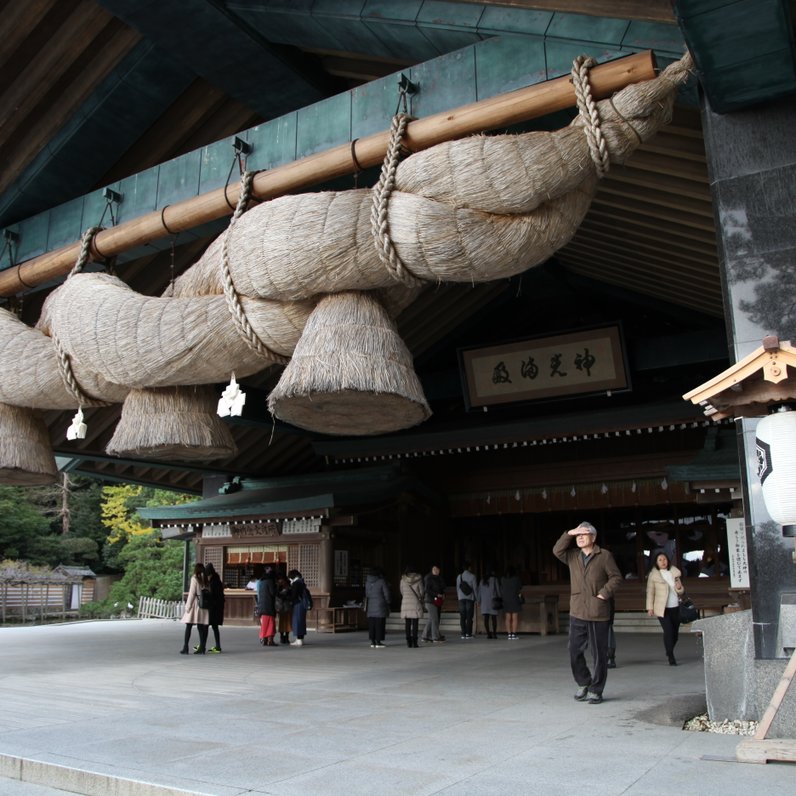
[0,51,657,297]
[736,647,796,764]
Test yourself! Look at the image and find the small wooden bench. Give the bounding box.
[312,605,362,633]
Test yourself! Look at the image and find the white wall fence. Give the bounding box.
[137,596,185,620]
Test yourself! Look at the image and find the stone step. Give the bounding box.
[385,611,672,635]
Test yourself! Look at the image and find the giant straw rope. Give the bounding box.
[0,53,693,479]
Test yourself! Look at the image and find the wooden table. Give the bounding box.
[312,605,362,633]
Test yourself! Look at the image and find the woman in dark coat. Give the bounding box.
[204,562,225,653]
[276,574,293,645]
[501,566,523,640]
[180,562,209,655]
[288,569,309,646]
[365,567,391,648]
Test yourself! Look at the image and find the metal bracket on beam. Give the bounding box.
[233,136,253,157]
[102,187,123,205]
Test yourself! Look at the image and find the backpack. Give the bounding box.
[458,575,473,596]
[198,587,212,610]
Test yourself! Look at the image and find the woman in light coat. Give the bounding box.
[399,565,424,648]
[180,562,209,655]
[477,569,502,639]
[646,550,685,665]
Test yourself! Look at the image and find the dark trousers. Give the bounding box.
[658,606,681,657]
[405,617,419,643]
[459,599,474,636]
[182,623,208,652]
[568,617,610,695]
[484,613,497,636]
[210,624,221,649]
[368,616,387,644]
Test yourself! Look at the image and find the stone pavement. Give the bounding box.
[0,620,792,795]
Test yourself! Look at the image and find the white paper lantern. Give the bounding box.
[755,407,796,537]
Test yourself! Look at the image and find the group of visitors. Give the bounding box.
[387,562,527,648]
[455,562,525,640]
[182,526,691,710]
[180,564,311,654]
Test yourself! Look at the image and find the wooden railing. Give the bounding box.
[137,596,185,620]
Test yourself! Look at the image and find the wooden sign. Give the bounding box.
[459,325,629,408]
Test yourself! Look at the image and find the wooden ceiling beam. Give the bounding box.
[562,242,721,287]
[573,226,717,265]
[578,215,716,251]
[595,179,714,220]
[451,0,676,24]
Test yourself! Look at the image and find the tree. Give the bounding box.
[105,531,185,607]
[0,486,53,563]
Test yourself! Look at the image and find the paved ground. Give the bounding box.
[0,620,792,795]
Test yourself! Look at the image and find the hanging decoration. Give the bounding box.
[66,408,87,441]
[755,406,796,538]
[217,374,247,418]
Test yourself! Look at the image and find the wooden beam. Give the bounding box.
[0,50,657,297]
[450,0,676,24]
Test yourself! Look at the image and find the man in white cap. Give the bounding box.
[553,521,622,704]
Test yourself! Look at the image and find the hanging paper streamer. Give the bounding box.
[217,374,246,418]
[66,407,87,440]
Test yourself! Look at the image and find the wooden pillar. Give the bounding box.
[318,529,333,606]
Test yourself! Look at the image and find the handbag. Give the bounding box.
[518,593,525,606]
[679,597,699,624]
[492,596,504,611]
[433,595,444,608]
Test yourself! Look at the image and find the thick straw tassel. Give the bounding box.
[106,385,237,461]
[268,291,430,435]
[0,403,58,485]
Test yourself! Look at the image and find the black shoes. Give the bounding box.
[179,648,189,655]
[607,658,617,669]
[668,655,677,666]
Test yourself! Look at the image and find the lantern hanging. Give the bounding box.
[755,405,796,537]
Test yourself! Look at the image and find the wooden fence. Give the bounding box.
[0,582,78,623]
[137,596,185,620]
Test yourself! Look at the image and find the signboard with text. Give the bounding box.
[459,325,629,408]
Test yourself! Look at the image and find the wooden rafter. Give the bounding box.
[683,337,796,419]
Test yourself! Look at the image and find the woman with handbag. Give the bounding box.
[179,562,209,655]
[477,567,502,639]
[400,564,425,648]
[646,550,685,666]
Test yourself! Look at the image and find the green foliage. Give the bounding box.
[81,532,185,618]
[0,487,54,562]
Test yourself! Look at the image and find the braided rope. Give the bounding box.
[571,56,610,178]
[221,171,289,365]
[68,225,104,278]
[52,226,110,408]
[370,112,423,287]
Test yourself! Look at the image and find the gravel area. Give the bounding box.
[684,713,759,736]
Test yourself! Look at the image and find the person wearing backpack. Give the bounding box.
[456,561,478,639]
[288,569,309,646]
